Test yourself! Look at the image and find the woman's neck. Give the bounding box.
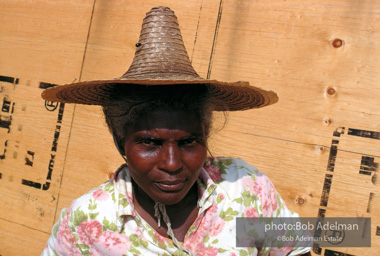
[132,180,199,242]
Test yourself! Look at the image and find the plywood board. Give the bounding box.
[0,0,94,255]
[1,0,379,255]
[207,0,380,254]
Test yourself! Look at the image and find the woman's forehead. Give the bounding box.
[130,110,204,134]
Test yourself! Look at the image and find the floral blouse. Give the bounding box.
[42,157,310,256]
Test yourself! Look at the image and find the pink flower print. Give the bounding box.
[193,202,218,229]
[230,253,237,256]
[127,192,133,203]
[55,241,81,256]
[57,211,77,245]
[270,187,279,211]
[269,247,293,255]
[241,176,258,194]
[204,164,222,181]
[209,216,225,237]
[95,231,131,256]
[197,244,219,256]
[77,220,103,245]
[184,222,207,252]
[244,206,258,217]
[154,230,167,244]
[55,209,81,256]
[184,202,218,252]
[219,193,224,201]
[262,199,271,214]
[92,189,110,201]
[241,176,251,191]
[237,235,256,248]
[88,247,102,256]
[253,176,274,216]
[134,227,143,237]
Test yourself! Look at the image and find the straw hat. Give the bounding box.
[42,6,278,111]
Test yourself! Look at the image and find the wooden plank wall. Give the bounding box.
[0,0,379,255]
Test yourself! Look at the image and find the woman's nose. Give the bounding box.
[158,143,182,173]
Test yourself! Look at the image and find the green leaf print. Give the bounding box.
[247,247,256,255]
[73,233,79,241]
[220,207,238,222]
[243,192,257,207]
[158,241,167,249]
[77,244,90,251]
[173,249,189,256]
[224,215,234,221]
[239,249,248,256]
[231,210,239,216]
[243,196,252,207]
[130,234,138,241]
[88,199,97,211]
[242,190,250,197]
[215,158,233,175]
[128,247,141,255]
[277,194,284,210]
[89,212,100,220]
[233,197,243,204]
[103,181,114,193]
[141,239,149,248]
[119,198,129,208]
[130,234,144,247]
[102,217,118,232]
[148,229,155,241]
[216,194,223,204]
[73,208,88,226]
[206,185,215,195]
[247,229,259,238]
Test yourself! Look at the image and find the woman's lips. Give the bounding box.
[153,180,186,192]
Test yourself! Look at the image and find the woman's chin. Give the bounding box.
[153,194,186,206]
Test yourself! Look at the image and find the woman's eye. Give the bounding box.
[179,138,200,146]
[142,139,153,145]
[138,138,160,146]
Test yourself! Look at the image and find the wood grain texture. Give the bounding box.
[208,1,380,254]
[1,0,379,255]
[0,0,93,254]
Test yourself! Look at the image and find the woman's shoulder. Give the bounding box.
[204,157,294,218]
[68,164,128,210]
[203,156,265,183]
[60,173,121,226]
[203,157,280,205]
[71,179,115,207]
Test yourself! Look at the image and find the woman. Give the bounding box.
[42,6,311,256]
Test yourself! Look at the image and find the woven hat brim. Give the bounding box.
[41,78,278,111]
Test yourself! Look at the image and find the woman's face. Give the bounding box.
[124,110,207,205]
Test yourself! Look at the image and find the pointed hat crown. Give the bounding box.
[122,6,201,80]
